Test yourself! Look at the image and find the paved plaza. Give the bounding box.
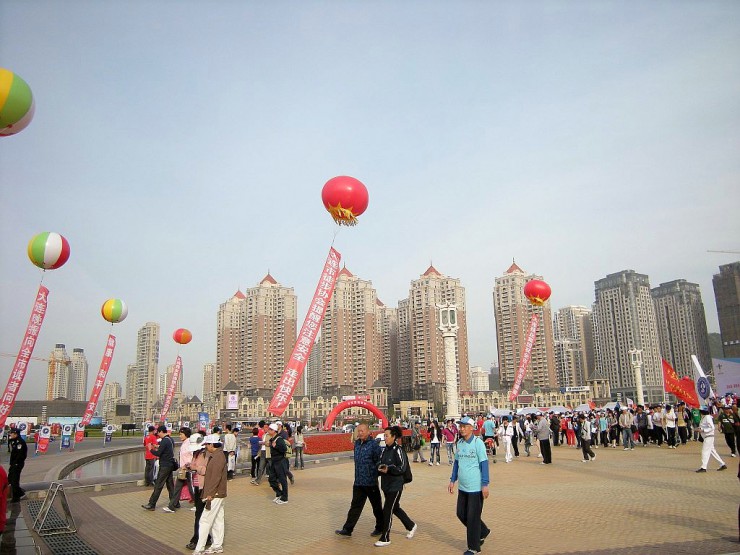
[19,440,740,555]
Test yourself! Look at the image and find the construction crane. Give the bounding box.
[0,352,59,400]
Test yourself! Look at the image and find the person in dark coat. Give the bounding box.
[8,429,27,502]
[142,425,177,510]
[375,426,417,547]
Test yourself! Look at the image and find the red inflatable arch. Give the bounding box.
[323,399,389,431]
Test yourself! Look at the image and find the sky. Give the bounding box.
[1,1,738,401]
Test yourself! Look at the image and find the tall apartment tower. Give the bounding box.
[216,275,298,393]
[305,337,322,398]
[131,322,160,422]
[163,363,183,399]
[493,262,557,392]
[216,290,247,390]
[592,270,663,403]
[320,267,382,396]
[202,363,217,404]
[712,262,740,358]
[652,279,712,377]
[125,364,137,405]
[377,301,399,402]
[553,306,594,388]
[102,381,122,421]
[68,348,88,401]
[397,265,470,401]
[47,344,71,400]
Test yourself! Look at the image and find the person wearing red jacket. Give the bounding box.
[143,425,158,487]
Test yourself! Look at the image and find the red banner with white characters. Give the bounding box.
[269,247,341,415]
[79,335,116,433]
[36,425,51,453]
[509,314,539,401]
[662,359,700,408]
[0,285,49,428]
[160,356,182,423]
[75,422,85,443]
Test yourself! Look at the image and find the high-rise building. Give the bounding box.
[69,348,88,402]
[125,363,137,405]
[377,301,399,401]
[47,344,71,400]
[652,279,712,377]
[493,262,557,393]
[131,322,160,422]
[163,363,183,400]
[397,265,470,401]
[216,275,297,393]
[713,262,740,358]
[592,270,663,403]
[202,363,217,403]
[553,306,594,388]
[468,366,490,391]
[102,381,122,421]
[305,338,322,398]
[320,267,382,396]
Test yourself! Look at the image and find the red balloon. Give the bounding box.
[173,328,192,345]
[321,176,369,226]
[524,280,551,306]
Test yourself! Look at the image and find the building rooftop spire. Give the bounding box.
[505,259,524,274]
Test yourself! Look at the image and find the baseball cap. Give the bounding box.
[269,423,279,432]
[188,433,205,451]
[535,411,542,416]
[459,416,475,426]
[202,434,221,444]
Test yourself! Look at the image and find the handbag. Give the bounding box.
[177,467,188,481]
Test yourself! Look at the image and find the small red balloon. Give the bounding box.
[524,280,551,306]
[173,328,192,345]
[321,176,369,226]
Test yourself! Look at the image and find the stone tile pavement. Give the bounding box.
[34,441,740,555]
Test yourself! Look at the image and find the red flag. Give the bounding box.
[268,247,341,415]
[661,359,700,408]
[509,314,539,401]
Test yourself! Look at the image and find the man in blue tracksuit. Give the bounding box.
[335,424,384,537]
[448,416,491,555]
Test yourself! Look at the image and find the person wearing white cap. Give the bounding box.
[533,412,552,464]
[448,416,490,555]
[696,407,728,473]
[193,434,227,555]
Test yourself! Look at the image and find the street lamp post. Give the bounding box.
[438,303,461,421]
[629,348,644,406]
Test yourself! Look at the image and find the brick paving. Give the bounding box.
[35,441,740,555]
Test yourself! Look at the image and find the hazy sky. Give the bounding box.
[1,2,738,401]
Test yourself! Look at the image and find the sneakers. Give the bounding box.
[204,548,224,554]
[590,455,596,461]
[464,550,481,555]
[436,462,440,466]
[718,465,728,471]
[406,524,417,539]
[623,447,630,451]
[695,468,707,473]
[275,499,289,504]
[428,462,433,466]
[370,529,382,537]
[162,507,175,513]
[191,507,197,511]
[732,453,737,458]
[374,540,391,547]
[581,459,590,463]
[335,529,352,537]
[273,496,281,503]
[141,504,155,511]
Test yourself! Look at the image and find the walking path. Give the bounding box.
[23,440,740,555]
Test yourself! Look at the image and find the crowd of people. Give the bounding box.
[134,394,738,555]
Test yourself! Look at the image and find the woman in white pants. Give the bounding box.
[696,407,728,473]
[499,419,514,463]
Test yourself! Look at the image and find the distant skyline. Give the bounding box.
[1,2,738,400]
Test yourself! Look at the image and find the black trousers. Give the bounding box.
[342,485,383,533]
[148,465,174,507]
[677,426,688,445]
[581,438,595,460]
[540,439,552,464]
[551,429,560,446]
[168,476,189,510]
[724,432,737,455]
[8,464,24,501]
[456,490,490,552]
[269,458,288,501]
[379,488,414,542]
[511,436,520,457]
[251,455,259,478]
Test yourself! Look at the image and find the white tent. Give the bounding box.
[574,403,592,413]
[516,407,541,415]
[549,405,569,414]
[491,408,513,418]
[601,401,619,411]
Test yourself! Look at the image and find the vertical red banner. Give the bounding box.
[0,285,49,428]
[79,334,116,429]
[509,314,539,401]
[160,355,182,423]
[269,247,341,415]
[75,422,85,443]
